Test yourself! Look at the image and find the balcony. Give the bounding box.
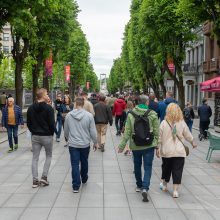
[203,21,213,36]
[210,58,219,72]
[183,64,198,73]
[203,61,210,73]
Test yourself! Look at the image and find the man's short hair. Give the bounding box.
[149,93,155,100]
[75,97,84,107]
[166,91,174,98]
[36,88,47,100]
[138,95,149,105]
[202,98,207,104]
[99,95,106,102]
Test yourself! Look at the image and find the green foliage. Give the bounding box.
[0,57,14,88]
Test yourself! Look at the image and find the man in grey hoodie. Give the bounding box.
[64,97,98,193]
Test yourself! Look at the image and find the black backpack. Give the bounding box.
[130,110,154,146]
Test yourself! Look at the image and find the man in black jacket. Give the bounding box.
[94,95,113,152]
[27,88,55,188]
[54,93,63,142]
[198,98,212,140]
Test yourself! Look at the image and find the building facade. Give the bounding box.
[0,24,13,54]
[183,26,204,109]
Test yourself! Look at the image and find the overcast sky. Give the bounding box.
[77,0,131,78]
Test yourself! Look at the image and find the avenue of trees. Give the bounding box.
[107,0,220,109]
[0,0,99,107]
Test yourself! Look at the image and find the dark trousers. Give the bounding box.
[133,147,154,190]
[69,146,90,190]
[115,115,123,132]
[186,119,193,133]
[7,125,18,148]
[55,116,62,138]
[161,157,185,184]
[199,121,210,138]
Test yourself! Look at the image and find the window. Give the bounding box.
[3,46,9,54]
[3,33,9,41]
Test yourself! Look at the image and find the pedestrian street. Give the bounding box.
[0,126,220,220]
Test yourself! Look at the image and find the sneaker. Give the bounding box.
[135,187,141,192]
[159,182,168,192]
[40,176,49,186]
[142,189,149,202]
[73,189,79,193]
[14,144,18,150]
[124,150,129,156]
[8,148,13,153]
[32,179,40,188]
[64,144,68,147]
[173,191,179,198]
[56,138,60,142]
[100,144,105,152]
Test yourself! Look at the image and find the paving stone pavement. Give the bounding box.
[0,125,220,220]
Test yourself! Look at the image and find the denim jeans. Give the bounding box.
[69,146,90,190]
[7,125,18,148]
[55,116,62,138]
[186,119,193,132]
[132,147,155,190]
[115,115,123,132]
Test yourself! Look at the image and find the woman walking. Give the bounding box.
[156,103,197,198]
[183,102,195,132]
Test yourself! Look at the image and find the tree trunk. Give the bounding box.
[177,76,185,110]
[43,76,49,92]
[32,49,43,103]
[159,79,166,99]
[15,57,23,108]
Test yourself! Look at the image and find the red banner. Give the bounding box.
[45,50,53,77]
[86,81,90,90]
[65,65,70,81]
[167,58,175,74]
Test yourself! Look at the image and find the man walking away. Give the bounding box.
[82,91,95,116]
[113,95,126,135]
[94,95,113,152]
[27,88,55,188]
[54,93,63,142]
[2,97,24,153]
[158,91,177,122]
[198,98,212,140]
[64,97,98,193]
[118,95,159,202]
[148,93,159,116]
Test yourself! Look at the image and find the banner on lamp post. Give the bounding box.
[45,50,53,77]
[167,58,175,74]
[65,65,71,82]
[86,81,90,90]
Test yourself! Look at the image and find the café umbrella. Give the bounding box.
[200,76,220,92]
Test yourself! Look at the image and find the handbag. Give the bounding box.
[166,120,189,156]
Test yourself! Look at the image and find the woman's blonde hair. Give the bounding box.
[165,103,183,123]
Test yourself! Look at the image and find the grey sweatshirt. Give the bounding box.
[64,108,98,148]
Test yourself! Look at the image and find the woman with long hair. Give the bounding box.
[156,103,197,198]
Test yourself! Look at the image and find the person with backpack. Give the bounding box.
[183,102,195,132]
[118,95,159,202]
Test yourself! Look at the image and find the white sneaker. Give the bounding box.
[73,189,79,193]
[159,182,168,192]
[135,187,141,192]
[56,138,60,142]
[173,191,179,198]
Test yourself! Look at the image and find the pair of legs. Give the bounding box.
[55,116,62,140]
[186,119,193,133]
[69,146,90,190]
[7,125,18,150]
[96,124,107,150]
[32,135,53,181]
[115,115,124,135]
[199,121,210,139]
[132,148,155,190]
[161,157,185,193]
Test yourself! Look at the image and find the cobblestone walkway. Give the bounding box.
[0,126,220,220]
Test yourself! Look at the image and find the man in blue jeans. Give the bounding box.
[54,93,63,142]
[2,97,24,153]
[118,95,159,202]
[64,97,98,193]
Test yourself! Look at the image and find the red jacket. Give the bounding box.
[113,98,126,116]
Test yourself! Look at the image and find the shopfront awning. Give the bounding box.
[200,77,220,92]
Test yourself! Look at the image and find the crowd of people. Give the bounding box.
[0,89,213,202]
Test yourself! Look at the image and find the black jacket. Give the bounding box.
[198,104,212,122]
[54,99,63,117]
[27,102,55,136]
[94,102,113,125]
